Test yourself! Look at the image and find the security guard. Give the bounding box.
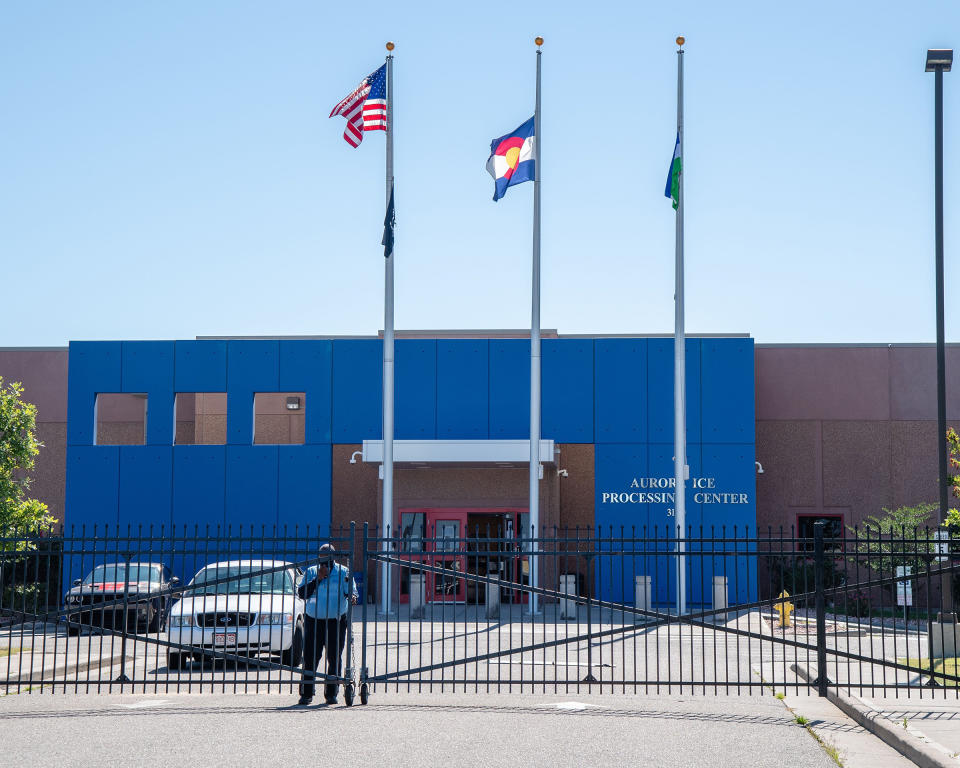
[296,543,357,706]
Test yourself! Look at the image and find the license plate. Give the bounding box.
[214,633,237,645]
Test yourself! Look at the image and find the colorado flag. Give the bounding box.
[486,116,535,201]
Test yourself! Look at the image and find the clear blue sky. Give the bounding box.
[1,1,957,346]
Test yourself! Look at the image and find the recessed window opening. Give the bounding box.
[797,514,844,551]
[175,393,227,445]
[253,392,306,445]
[95,393,147,446]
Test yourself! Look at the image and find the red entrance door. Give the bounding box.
[425,510,468,604]
[397,508,530,605]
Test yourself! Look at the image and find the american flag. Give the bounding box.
[329,64,387,147]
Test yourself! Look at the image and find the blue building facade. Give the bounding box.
[65,335,756,606]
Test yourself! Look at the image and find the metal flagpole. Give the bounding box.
[673,36,688,616]
[380,41,396,615]
[528,36,544,614]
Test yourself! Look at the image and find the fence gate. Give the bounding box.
[357,522,960,699]
[2,523,958,699]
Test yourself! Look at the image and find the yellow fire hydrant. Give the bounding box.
[774,590,794,628]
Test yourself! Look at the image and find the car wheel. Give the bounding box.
[167,651,185,670]
[281,618,304,667]
[66,622,81,637]
[147,601,161,633]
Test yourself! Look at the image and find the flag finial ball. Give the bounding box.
[676,36,685,46]
[386,41,395,51]
[535,36,544,47]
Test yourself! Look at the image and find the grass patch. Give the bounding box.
[0,646,24,657]
[897,657,960,687]
[794,714,810,726]
[775,692,785,700]
[806,728,844,767]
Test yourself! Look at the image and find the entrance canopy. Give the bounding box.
[360,439,556,467]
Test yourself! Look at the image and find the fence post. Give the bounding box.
[814,521,828,697]
[113,549,133,685]
[360,523,369,689]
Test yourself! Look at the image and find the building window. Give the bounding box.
[95,393,147,445]
[174,393,227,445]
[797,514,844,550]
[253,392,306,445]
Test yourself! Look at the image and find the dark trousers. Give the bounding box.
[300,615,347,700]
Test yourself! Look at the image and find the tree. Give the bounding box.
[947,428,960,532]
[0,377,57,546]
[846,503,941,575]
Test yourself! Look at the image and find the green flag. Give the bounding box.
[665,133,681,210]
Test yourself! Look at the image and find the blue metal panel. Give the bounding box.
[67,341,121,446]
[644,444,716,607]
[279,340,333,444]
[647,338,702,445]
[593,444,649,605]
[278,445,332,531]
[396,340,436,439]
[595,339,647,443]
[646,444,679,607]
[121,341,173,392]
[543,339,594,443]
[225,445,278,532]
[118,446,172,531]
[174,340,227,392]
[121,341,175,445]
[489,339,528,439]
[332,339,382,443]
[594,443,650,532]
[700,442,757,603]
[226,340,279,445]
[701,338,755,443]
[172,446,226,529]
[65,446,119,526]
[437,340,488,439]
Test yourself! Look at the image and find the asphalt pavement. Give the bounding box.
[0,690,845,768]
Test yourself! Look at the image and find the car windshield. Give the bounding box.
[83,564,161,584]
[187,564,293,596]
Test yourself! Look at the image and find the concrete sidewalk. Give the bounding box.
[858,697,960,763]
[1,625,131,688]
[789,662,960,766]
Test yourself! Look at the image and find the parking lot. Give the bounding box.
[3,606,952,698]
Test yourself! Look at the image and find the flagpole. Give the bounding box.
[528,36,543,614]
[673,36,688,616]
[380,41,396,615]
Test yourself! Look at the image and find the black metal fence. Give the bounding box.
[1,522,957,699]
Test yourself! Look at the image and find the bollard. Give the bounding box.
[559,574,578,620]
[712,576,729,623]
[410,573,426,619]
[634,575,652,623]
[486,574,500,619]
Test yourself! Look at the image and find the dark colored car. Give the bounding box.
[64,562,180,634]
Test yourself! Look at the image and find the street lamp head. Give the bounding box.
[926,49,953,72]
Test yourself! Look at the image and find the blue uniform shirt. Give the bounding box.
[299,562,357,619]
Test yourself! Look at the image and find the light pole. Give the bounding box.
[926,48,956,623]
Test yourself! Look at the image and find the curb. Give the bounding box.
[1,651,131,686]
[790,663,960,767]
